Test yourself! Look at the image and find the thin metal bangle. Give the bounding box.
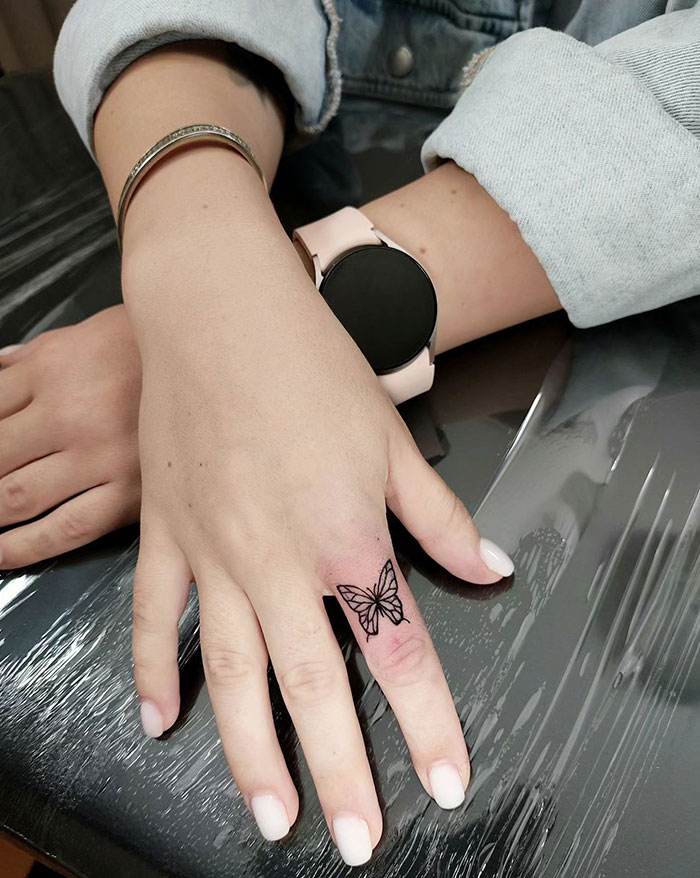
[116,124,268,249]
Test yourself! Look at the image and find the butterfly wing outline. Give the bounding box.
[375,560,409,627]
[337,584,379,639]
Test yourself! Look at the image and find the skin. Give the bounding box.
[0,40,561,863]
[0,307,141,566]
[0,309,566,565]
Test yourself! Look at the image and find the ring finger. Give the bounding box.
[253,573,382,867]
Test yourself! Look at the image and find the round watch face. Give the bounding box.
[319,245,437,374]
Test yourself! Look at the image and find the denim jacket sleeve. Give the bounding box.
[56,1,700,330]
[53,0,340,157]
[422,2,700,328]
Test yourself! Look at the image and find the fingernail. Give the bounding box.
[250,794,290,841]
[428,763,465,809]
[0,344,23,356]
[140,698,164,738]
[479,538,514,579]
[332,814,372,867]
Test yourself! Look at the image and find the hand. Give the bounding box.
[0,305,141,568]
[125,158,514,867]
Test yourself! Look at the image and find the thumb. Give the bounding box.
[386,433,514,585]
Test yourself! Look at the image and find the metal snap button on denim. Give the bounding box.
[389,45,414,78]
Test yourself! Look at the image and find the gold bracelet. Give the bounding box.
[116,124,268,249]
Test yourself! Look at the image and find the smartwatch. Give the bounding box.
[293,207,438,405]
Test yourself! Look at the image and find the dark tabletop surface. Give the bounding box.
[0,72,699,878]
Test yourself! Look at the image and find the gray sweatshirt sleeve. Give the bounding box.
[422,5,700,328]
[53,0,340,158]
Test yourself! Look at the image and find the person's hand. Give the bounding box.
[0,305,141,568]
[125,157,514,867]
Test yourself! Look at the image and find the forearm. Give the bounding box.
[361,162,560,355]
[93,38,308,364]
[94,40,286,247]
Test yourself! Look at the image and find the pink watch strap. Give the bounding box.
[380,347,435,406]
[294,206,435,406]
[294,206,379,271]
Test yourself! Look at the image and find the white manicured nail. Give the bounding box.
[250,794,290,841]
[479,538,514,578]
[0,344,23,356]
[332,814,372,866]
[140,699,164,738]
[429,763,465,809]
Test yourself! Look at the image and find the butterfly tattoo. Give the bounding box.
[337,560,410,641]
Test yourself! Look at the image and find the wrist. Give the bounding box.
[121,142,274,256]
[95,41,286,216]
[361,163,559,353]
[121,170,318,350]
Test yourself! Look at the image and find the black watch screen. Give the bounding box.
[319,245,437,374]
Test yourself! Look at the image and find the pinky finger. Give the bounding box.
[0,482,140,569]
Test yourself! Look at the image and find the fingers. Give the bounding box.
[196,568,298,841]
[0,482,140,569]
[387,433,514,584]
[0,452,96,527]
[333,551,470,811]
[132,527,192,736]
[0,406,57,479]
[0,363,31,420]
[253,578,382,866]
[0,343,26,365]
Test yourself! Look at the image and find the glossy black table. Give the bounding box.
[1,72,699,878]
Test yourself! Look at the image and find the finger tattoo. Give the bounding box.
[337,559,410,641]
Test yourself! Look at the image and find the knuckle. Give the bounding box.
[0,476,31,517]
[131,637,151,673]
[280,659,340,708]
[371,634,433,688]
[442,491,469,535]
[31,527,56,558]
[132,592,162,636]
[204,647,262,689]
[0,527,61,570]
[426,486,465,545]
[319,529,388,582]
[58,507,92,543]
[21,528,56,564]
